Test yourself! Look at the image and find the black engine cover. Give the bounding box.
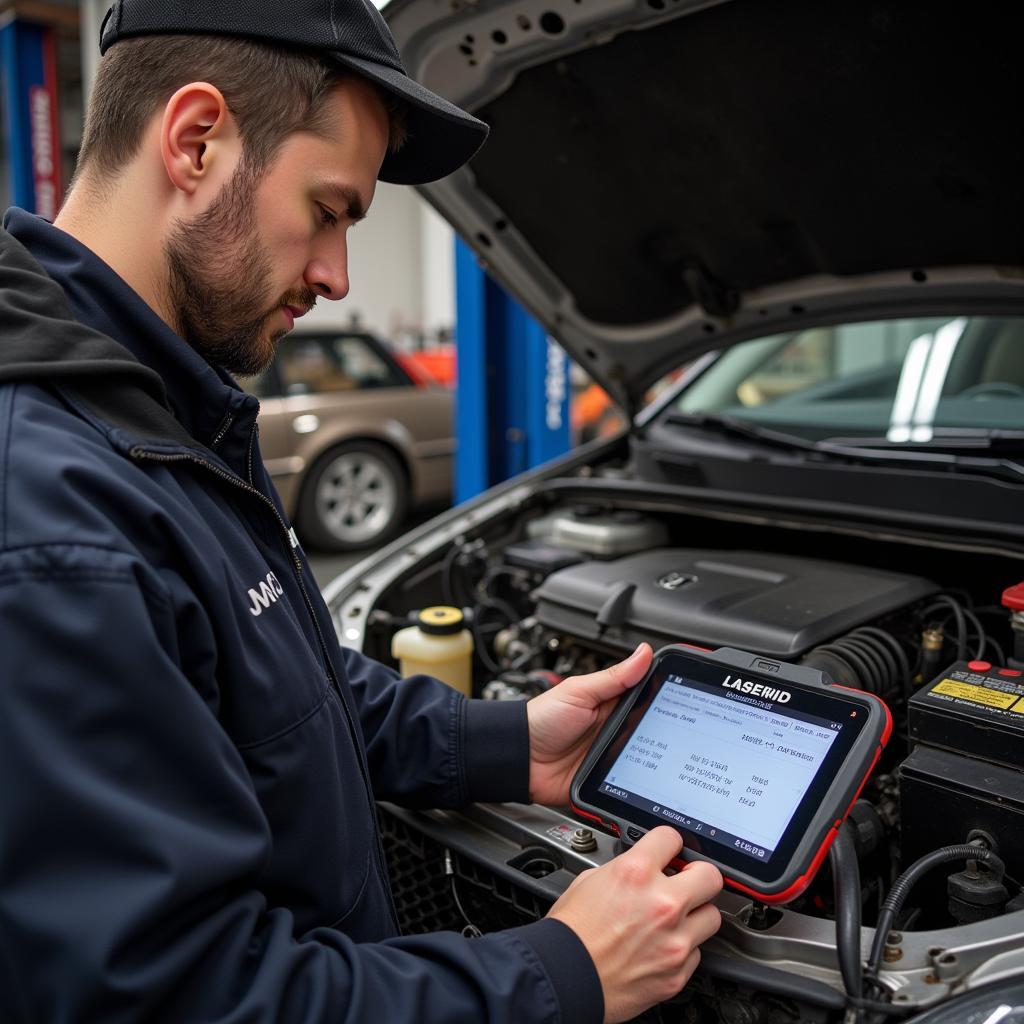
[533,548,936,657]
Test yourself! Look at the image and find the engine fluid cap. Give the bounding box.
[418,606,465,635]
[1001,582,1024,610]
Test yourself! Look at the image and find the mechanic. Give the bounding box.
[0,2,722,1021]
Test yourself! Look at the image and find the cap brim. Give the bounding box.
[329,53,489,185]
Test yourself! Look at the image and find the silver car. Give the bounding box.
[327,1,1024,1022]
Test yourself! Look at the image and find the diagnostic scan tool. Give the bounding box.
[571,646,891,902]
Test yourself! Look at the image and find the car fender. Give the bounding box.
[295,420,416,502]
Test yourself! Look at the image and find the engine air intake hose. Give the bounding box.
[866,845,1006,981]
[802,626,910,699]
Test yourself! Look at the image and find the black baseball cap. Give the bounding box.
[98,0,488,184]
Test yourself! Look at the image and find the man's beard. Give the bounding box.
[164,164,316,378]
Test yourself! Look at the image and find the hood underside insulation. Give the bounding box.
[472,0,1024,326]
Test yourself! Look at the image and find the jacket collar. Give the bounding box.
[1,209,259,471]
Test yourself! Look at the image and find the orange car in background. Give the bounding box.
[395,343,457,388]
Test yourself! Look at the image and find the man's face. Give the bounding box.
[164,77,388,377]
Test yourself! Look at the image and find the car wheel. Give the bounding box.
[298,442,409,552]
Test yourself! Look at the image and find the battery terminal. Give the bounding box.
[570,827,598,853]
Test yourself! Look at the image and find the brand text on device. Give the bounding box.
[721,675,792,703]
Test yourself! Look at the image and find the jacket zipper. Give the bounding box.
[129,440,401,932]
[246,422,257,485]
[210,411,236,450]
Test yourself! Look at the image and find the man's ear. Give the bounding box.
[160,83,234,194]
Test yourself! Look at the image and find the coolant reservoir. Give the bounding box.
[542,506,668,557]
[392,606,474,697]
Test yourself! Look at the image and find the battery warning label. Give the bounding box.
[911,662,1024,768]
[932,678,1020,710]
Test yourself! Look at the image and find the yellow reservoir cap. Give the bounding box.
[417,606,465,635]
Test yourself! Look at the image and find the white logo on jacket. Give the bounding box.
[248,572,284,616]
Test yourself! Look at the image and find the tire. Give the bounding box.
[297,441,410,552]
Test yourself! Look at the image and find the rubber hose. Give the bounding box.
[857,627,911,698]
[851,631,899,695]
[815,644,871,691]
[867,845,1005,978]
[842,636,887,694]
[829,820,863,1004]
[831,641,877,693]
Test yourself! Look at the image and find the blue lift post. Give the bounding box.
[1,16,62,215]
[454,237,570,503]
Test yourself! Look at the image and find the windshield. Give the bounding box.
[673,315,1024,443]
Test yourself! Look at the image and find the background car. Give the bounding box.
[393,341,457,389]
[245,329,454,551]
[323,0,1024,1021]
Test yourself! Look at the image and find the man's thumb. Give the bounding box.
[566,643,653,704]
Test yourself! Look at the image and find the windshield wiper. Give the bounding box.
[664,412,820,452]
[665,413,1024,483]
[816,432,1024,482]
[820,428,1024,456]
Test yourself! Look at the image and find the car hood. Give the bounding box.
[383,0,1024,413]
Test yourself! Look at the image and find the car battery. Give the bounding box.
[899,745,1024,923]
[909,659,1024,769]
[900,661,1024,924]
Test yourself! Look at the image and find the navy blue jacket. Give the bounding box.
[0,210,603,1024]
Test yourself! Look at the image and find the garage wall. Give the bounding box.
[302,181,456,341]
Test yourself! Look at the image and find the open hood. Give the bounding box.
[384,0,1024,412]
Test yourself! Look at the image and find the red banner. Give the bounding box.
[28,31,61,219]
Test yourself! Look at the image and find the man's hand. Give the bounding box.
[547,828,723,1023]
[526,643,652,806]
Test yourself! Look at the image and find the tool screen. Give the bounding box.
[599,671,841,862]
[573,648,881,889]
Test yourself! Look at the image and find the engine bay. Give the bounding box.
[344,489,1024,1022]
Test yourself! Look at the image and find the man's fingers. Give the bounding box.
[672,948,703,993]
[549,828,723,1022]
[681,900,722,947]
[671,858,725,908]
[625,825,684,869]
[564,643,653,705]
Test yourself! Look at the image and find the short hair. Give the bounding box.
[76,34,407,183]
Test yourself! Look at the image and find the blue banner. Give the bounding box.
[1,19,62,217]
